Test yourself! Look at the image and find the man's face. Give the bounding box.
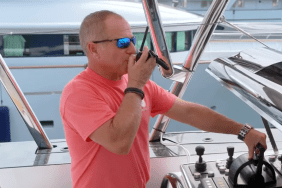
[97,16,136,79]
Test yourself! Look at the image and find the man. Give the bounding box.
[60,10,267,188]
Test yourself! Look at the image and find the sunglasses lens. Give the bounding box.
[117,38,130,48]
[132,37,136,45]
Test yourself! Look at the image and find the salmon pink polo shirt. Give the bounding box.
[60,67,176,188]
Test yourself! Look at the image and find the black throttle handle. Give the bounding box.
[255,143,265,176]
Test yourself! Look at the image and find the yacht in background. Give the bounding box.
[159,0,282,22]
[1,0,282,142]
[0,0,282,141]
[1,0,282,187]
[0,0,202,142]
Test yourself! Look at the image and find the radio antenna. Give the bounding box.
[139,26,149,51]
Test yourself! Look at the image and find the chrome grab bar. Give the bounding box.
[149,0,229,141]
[142,0,174,78]
[8,64,87,69]
[0,55,52,149]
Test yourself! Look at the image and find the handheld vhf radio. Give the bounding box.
[136,26,169,70]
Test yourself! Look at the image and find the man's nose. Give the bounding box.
[126,42,136,54]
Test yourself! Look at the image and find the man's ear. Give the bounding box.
[87,42,99,58]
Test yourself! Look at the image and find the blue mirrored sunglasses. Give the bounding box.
[93,36,136,49]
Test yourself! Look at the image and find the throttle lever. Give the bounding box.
[229,143,276,188]
[255,143,265,176]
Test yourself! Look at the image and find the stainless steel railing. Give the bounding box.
[8,64,87,69]
[142,0,174,78]
[148,0,229,141]
[0,55,52,149]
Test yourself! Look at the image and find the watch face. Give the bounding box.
[238,124,252,141]
[238,134,244,141]
[241,131,247,137]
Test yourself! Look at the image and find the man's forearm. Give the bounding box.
[165,99,244,135]
[110,92,143,154]
[188,103,243,135]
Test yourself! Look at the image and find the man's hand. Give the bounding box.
[127,46,156,89]
[244,129,267,160]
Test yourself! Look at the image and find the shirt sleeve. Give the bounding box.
[62,83,116,142]
[147,80,176,117]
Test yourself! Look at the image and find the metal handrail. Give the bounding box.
[8,64,87,69]
[7,62,212,70]
[0,55,52,149]
[149,0,229,141]
[142,0,174,78]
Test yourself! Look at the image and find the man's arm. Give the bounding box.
[89,47,156,155]
[89,92,142,155]
[164,97,267,159]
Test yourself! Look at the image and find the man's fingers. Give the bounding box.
[260,134,267,150]
[248,146,254,160]
[257,141,267,151]
[262,142,267,150]
[128,54,136,67]
[148,56,157,68]
[244,129,267,160]
[129,54,136,62]
[137,46,149,63]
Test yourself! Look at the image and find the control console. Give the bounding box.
[181,145,282,188]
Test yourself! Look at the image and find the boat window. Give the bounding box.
[133,32,152,51]
[177,30,195,52]
[256,62,282,86]
[189,30,197,49]
[216,25,225,30]
[0,30,197,58]
[177,31,185,51]
[0,36,4,56]
[166,32,173,52]
[3,35,26,57]
[0,34,65,57]
[134,30,197,53]
[64,34,84,56]
[165,30,196,52]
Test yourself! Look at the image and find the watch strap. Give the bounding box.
[238,123,253,141]
[124,87,144,99]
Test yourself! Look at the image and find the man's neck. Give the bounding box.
[88,64,123,81]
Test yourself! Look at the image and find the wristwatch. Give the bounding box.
[238,123,253,141]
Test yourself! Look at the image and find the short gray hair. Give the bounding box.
[79,10,123,55]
